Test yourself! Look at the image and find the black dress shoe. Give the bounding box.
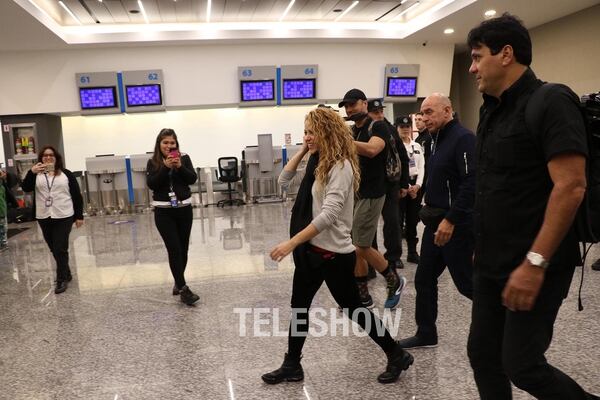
[407,251,420,264]
[378,343,414,384]
[261,353,304,384]
[172,285,180,295]
[179,285,199,305]
[54,281,68,294]
[397,335,438,349]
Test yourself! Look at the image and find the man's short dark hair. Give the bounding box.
[467,13,532,66]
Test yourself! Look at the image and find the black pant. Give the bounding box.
[288,251,396,358]
[468,268,593,400]
[154,206,193,289]
[379,184,402,262]
[398,178,420,250]
[415,225,473,339]
[38,216,73,282]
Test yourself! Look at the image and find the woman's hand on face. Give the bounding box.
[270,240,297,262]
[32,163,46,174]
[75,219,84,228]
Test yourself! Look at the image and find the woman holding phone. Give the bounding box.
[22,145,84,294]
[262,108,413,385]
[147,128,199,305]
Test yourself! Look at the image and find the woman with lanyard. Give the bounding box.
[147,128,199,305]
[396,116,425,264]
[22,145,84,294]
[262,107,413,385]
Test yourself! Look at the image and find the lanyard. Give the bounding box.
[44,173,56,193]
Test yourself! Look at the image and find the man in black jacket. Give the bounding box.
[466,14,597,400]
[398,93,475,349]
[367,98,410,270]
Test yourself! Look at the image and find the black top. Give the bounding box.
[21,169,84,220]
[384,118,410,190]
[415,129,433,162]
[474,68,588,278]
[352,118,388,198]
[424,119,476,226]
[146,154,197,201]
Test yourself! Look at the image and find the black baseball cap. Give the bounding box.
[395,116,412,127]
[338,88,367,108]
[367,98,386,112]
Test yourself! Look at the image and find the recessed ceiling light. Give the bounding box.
[444,28,454,34]
[484,9,496,17]
[129,9,140,14]
[333,9,342,12]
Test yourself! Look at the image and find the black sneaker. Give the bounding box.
[262,353,304,384]
[360,293,374,309]
[179,285,200,305]
[377,342,414,384]
[397,335,438,349]
[395,259,405,270]
[172,285,180,296]
[407,251,420,264]
[54,281,68,294]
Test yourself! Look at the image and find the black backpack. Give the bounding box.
[367,121,402,183]
[525,84,600,245]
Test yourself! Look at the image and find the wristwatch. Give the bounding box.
[526,251,549,270]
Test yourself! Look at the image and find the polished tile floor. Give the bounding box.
[1,203,599,400]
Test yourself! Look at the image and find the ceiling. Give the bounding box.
[1,0,599,50]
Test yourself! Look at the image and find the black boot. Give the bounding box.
[54,280,68,294]
[179,285,200,305]
[407,241,420,264]
[261,353,304,384]
[377,342,414,384]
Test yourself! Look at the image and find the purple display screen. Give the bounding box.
[79,87,118,109]
[386,77,417,97]
[241,80,275,102]
[283,79,316,100]
[126,84,162,107]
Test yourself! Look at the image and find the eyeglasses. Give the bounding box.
[42,154,55,158]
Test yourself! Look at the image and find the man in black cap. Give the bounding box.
[366,98,410,270]
[339,89,405,309]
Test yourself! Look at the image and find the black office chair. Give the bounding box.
[216,157,245,207]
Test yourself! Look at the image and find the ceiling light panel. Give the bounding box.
[102,0,131,23]
[83,0,114,23]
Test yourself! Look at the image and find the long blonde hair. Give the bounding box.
[305,108,360,193]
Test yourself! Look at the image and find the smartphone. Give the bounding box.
[45,163,55,173]
[169,149,180,158]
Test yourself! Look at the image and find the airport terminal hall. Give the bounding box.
[2,0,600,399]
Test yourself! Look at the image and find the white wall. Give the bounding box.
[0,42,454,115]
[1,41,454,169]
[62,105,321,171]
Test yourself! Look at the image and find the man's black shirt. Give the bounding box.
[474,68,588,278]
[353,118,387,198]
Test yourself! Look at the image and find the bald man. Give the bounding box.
[398,93,476,349]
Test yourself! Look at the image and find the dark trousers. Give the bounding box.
[398,178,420,250]
[468,268,592,400]
[154,206,193,289]
[379,184,402,262]
[38,216,73,282]
[415,225,473,339]
[288,251,396,358]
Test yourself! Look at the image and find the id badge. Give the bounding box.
[45,197,53,207]
[409,158,417,168]
[168,191,178,207]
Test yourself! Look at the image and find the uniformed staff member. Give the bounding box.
[396,116,425,264]
[398,93,475,349]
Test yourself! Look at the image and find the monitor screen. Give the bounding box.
[386,77,418,97]
[282,79,316,100]
[240,80,275,102]
[126,84,163,107]
[79,87,118,109]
